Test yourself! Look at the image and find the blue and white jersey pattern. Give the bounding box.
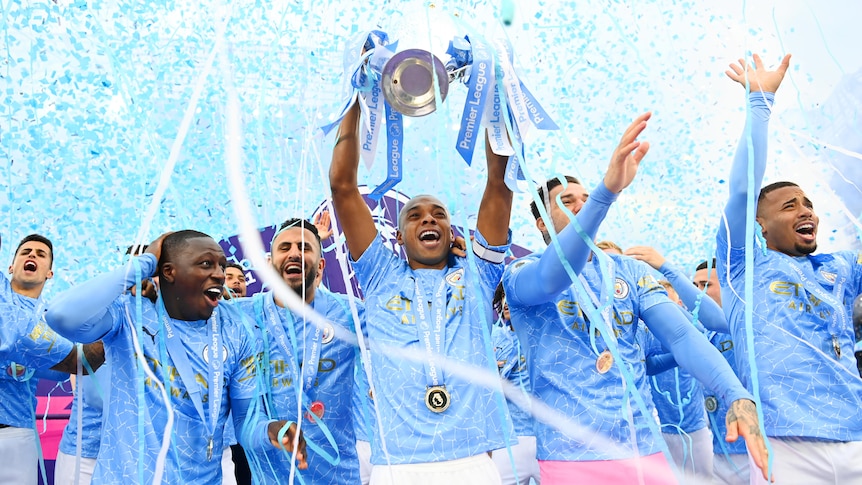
[91,295,259,484]
[704,331,747,455]
[1,270,71,430]
[717,241,862,440]
[504,252,667,461]
[59,362,111,458]
[718,90,862,441]
[0,305,73,428]
[351,230,510,465]
[640,324,707,435]
[352,352,374,443]
[235,289,360,485]
[492,321,534,437]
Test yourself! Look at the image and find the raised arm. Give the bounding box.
[46,233,168,343]
[721,54,791,248]
[626,246,728,333]
[328,103,378,260]
[644,302,769,480]
[475,135,513,246]
[506,113,651,305]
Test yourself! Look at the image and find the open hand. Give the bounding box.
[603,112,651,194]
[725,53,791,93]
[314,210,333,240]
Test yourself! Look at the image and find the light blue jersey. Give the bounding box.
[492,321,534,437]
[351,230,510,465]
[235,289,360,485]
[0,268,72,433]
[505,253,666,461]
[704,331,747,455]
[58,362,111,459]
[640,324,707,435]
[352,352,374,443]
[45,253,264,484]
[717,244,862,439]
[0,306,73,428]
[718,91,862,441]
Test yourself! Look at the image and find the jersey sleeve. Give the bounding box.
[720,91,775,250]
[5,311,75,370]
[643,303,753,405]
[471,228,510,295]
[505,183,618,306]
[46,254,158,343]
[350,233,401,295]
[658,262,728,333]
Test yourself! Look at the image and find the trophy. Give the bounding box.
[380,49,450,117]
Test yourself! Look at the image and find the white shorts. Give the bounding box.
[222,446,237,485]
[54,451,97,485]
[370,453,502,485]
[713,452,749,485]
[356,440,372,485]
[662,427,714,480]
[0,426,37,485]
[491,436,541,485]
[750,437,862,485]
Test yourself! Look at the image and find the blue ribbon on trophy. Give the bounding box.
[322,20,558,196]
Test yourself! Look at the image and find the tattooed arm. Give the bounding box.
[726,398,771,481]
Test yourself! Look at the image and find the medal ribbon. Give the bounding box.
[579,255,618,356]
[257,293,341,465]
[412,273,449,388]
[158,300,221,460]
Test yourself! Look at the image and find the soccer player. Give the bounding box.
[223,263,248,300]
[329,99,513,484]
[688,259,749,485]
[490,284,541,485]
[502,112,769,484]
[718,53,862,483]
[45,230,306,483]
[234,217,361,484]
[0,234,104,485]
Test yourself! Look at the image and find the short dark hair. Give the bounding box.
[530,176,581,220]
[15,234,54,267]
[758,181,799,204]
[275,218,322,251]
[226,262,244,273]
[492,282,506,316]
[695,258,717,272]
[160,230,213,269]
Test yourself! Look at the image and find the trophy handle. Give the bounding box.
[381,49,450,117]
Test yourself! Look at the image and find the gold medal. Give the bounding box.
[595,350,614,374]
[425,385,451,413]
[704,396,718,413]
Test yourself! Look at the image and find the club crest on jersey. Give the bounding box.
[446,269,465,287]
[820,270,837,284]
[322,323,335,344]
[202,345,229,363]
[614,278,629,299]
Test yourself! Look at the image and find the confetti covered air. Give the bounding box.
[2,1,860,291]
[3,1,862,484]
